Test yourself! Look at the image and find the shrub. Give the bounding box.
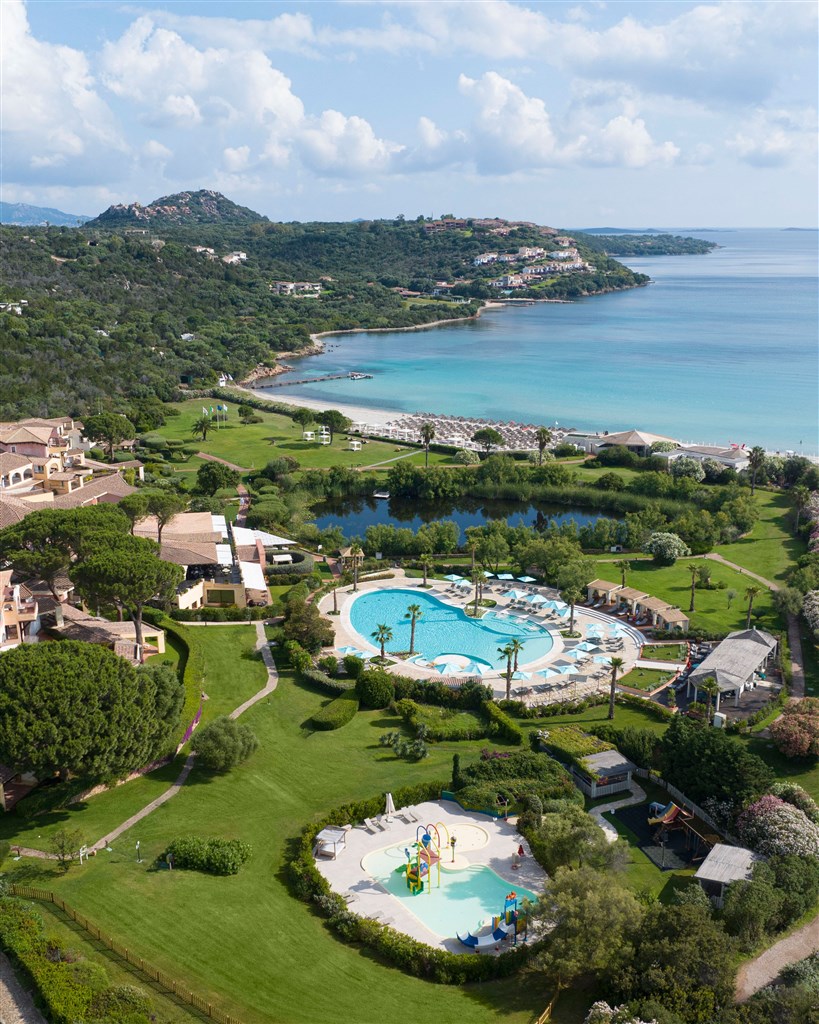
[343,654,365,679]
[770,699,819,758]
[299,666,355,696]
[192,716,258,771]
[165,835,252,875]
[537,726,613,770]
[483,701,524,745]
[770,782,819,823]
[642,531,691,565]
[355,669,395,709]
[736,795,819,857]
[310,691,359,730]
[453,448,480,465]
[590,724,660,768]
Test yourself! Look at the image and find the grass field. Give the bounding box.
[715,490,804,583]
[155,400,451,474]
[619,667,675,691]
[640,644,687,663]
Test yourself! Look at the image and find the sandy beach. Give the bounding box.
[242,386,404,429]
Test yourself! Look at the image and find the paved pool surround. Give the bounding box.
[319,570,642,697]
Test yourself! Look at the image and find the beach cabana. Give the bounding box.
[656,607,690,633]
[615,586,649,614]
[635,595,673,625]
[586,579,622,605]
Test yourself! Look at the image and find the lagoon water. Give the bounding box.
[270,229,818,452]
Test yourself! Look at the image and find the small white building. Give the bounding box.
[695,844,762,908]
[572,750,637,799]
[349,440,362,452]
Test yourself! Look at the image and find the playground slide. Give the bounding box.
[648,801,678,826]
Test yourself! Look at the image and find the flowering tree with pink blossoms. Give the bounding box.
[737,794,819,858]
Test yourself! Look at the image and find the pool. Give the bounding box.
[362,839,538,938]
[349,588,554,668]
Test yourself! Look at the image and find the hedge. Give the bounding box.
[0,897,155,1024]
[483,701,524,745]
[393,699,489,741]
[164,836,252,875]
[169,605,277,622]
[615,692,676,720]
[300,666,355,696]
[287,781,543,982]
[310,691,360,730]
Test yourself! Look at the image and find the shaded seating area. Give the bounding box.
[686,628,778,709]
[314,825,351,859]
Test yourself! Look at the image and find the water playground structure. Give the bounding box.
[457,892,527,950]
[401,822,453,895]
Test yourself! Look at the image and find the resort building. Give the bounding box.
[567,429,680,458]
[653,445,751,472]
[0,570,39,652]
[686,629,778,708]
[339,546,364,571]
[614,586,649,615]
[39,602,165,664]
[586,579,622,605]
[695,845,763,908]
[571,750,637,800]
[655,607,690,632]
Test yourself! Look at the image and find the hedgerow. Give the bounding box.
[164,836,252,875]
[309,691,359,730]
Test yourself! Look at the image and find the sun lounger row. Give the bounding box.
[362,807,422,833]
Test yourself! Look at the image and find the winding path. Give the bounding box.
[12,623,279,861]
[735,914,819,1001]
[589,781,647,843]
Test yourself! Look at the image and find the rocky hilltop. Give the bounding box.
[85,189,268,228]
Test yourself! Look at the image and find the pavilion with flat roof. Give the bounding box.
[687,629,778,708]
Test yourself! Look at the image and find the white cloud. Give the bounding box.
[223,146,251,172]
[143,139,173,160]
[297,111,403,176]
[727,108,818,167]
[586,115,679,167]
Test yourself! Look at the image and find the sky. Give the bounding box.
[2,0,817,226]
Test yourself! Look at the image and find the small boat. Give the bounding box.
[372,490,390,500]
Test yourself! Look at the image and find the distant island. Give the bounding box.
[0,201,91,227]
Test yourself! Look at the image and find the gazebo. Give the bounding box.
[656,607,690,632]
[687,629,778,708]
[314,826,349,860]
[571,749,637,799]
[615,586,649,614]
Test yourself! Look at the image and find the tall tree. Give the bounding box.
[471,427,504,454]
[499,642,515,700]
[471,567,483,615]
[535,426,552,466]
[350,542,363,592]
[0,642,182,781]
[698,676,720,723]
[615,558,631,588]
[688,561,699,612]
[83,412,135,461]
[744,585,761,629]
[196,461,239,494]
[145,490,186,545]
[508,637,524,673]
[118,492,149,535]
[792,484,811,531]
[371,623,393,661]
[0,509,75,598]
[317,409,351,442]
[71,536,183,661]
[405,603,422,655]
[292,408,315,430]
[419,554,433,588]
[608,657,624,719]
[420,422,436,469]
[748,445,766,495]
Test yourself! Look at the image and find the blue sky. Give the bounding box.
[3,0,817,225]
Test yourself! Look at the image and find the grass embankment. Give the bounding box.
[1,651,673,1024]
[155,399,451,473]
[619,667,675,692]
[715,490,804,583]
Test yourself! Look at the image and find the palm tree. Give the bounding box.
[748,446,766,495]
[405,603,422,655]
[350,542,363,592]
[508,637,524,673]
[744,585,761,629]
[372,623,393,661]
[688,562,699,613]
[607,657,624,719]
[561,586,583,634]
[535,426,552,466]
[420,422,436,469]
[329,581,340,615]
[698,676,719,724]
[792,484,811,531]
[499,643,515,700]
[471,568,482,615]
[192,414,212,442]
[615,558,630,588]
[419,554,433,588]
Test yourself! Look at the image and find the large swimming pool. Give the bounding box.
[362,839,538,938]
[348,588,554,668]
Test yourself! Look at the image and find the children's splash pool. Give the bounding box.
[362,836,538,938]
[349,588,553,668]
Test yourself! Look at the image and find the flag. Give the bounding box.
[202,407,208,415]
[210,406,214,414]
[223,403,228,411]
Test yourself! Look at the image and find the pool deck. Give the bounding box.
[319,570,643,700]
[314,800,546,953]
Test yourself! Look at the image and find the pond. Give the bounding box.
[311,496,619,538]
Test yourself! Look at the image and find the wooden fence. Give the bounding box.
[10,885,243,1024]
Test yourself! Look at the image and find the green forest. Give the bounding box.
[0,203,707,420]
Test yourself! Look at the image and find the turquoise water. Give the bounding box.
[362,840,537,937]
[349,588,553,667]
[265,229,818,452]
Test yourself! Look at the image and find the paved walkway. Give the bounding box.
[13,624,279,860]
[196,451,251,473]
[589,782,647,843]
[0,952,48,1024]
[735,912,819,1001]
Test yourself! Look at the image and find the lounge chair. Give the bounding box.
[375,815,392,830]
[362,818,380,834]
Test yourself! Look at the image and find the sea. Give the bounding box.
[262,229,818,453]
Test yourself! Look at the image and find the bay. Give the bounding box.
[267,229,818,453]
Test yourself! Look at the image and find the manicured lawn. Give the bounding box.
[801,622,819,697]
[640,643,687,663]
[715,490,804,584]
[619,667,675,692]
[620,559,783,635]
[156,400,449,473]
[742,736,819,803]
[601,811,695,900]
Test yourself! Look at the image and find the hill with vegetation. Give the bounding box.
[0,201,90,227]
[573,232,717,256]
[86,189,268,229]
[0,207,672,419]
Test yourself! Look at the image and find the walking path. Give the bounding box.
[196,451,251,473]
[589,781,647,843]
[12,624,279,861]
[0,952,48,1024]
[735,913,819,1001]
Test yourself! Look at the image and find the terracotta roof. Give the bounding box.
[0,425,53,445]
[160,541,219,565]
[0,452,33,474]
[658,607,689,623]
[135,512,218,544]
[51,472,135,508]
[0,495,32,529]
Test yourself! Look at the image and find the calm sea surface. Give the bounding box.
[269,229,818,452]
